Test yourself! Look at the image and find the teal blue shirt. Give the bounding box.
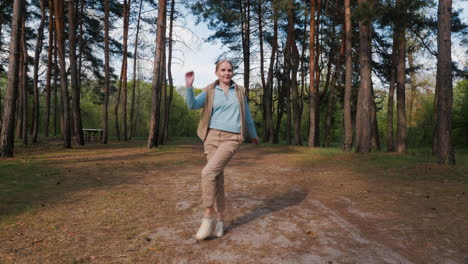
[185,84,257,138]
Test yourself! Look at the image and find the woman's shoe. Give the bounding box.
[212,221,224,238]
[195,217,216,240]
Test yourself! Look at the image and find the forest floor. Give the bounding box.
[0,138,467,264]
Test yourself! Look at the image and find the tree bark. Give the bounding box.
[387,33,397,152]
[68,0,84,145]
[434,0,455,164]
[45,0,54,137]
[164,0,175,142]
[122,0,131,141]
[130,0,143,140]
[308,0,318,147]
[55,0,71,148]
[325,30,345,147]
[259,0,267,141]
[0,0,24,157]
[53,31,58,136]
[355,0,373,153]
[395,0,407,153]
[240,0,251,100]
[20,16,27,145]
[102,0,110,143]
[343,0,353,151]
[31,0,46,143]
[265,4,277,144]
[147,0,166,148]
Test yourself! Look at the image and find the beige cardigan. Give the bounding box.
[196,80,247,142]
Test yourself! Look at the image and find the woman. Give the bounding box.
[185,59,258,240]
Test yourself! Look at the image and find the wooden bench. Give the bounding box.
[82,129,103,142]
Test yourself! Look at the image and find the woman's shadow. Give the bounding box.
[225,187,308,233]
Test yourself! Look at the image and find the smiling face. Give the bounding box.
[215,61,233,86]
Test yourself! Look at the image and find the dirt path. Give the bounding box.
[1,142,467,263]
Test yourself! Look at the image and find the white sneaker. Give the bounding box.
[212,221,224,238]
[195,217,215,240]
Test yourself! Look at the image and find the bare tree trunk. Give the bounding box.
[130,0,143,140]
[102,0,110,143]
[434,0,455,164]
[164,0,175,142]
[159,45,167,145]
[408,52,416,132]
[114,67,123,141]
[20,16,27,145]
[325,30,344,147]
[259,0,267,141]
[265,5,277,144]
[68,0,84,145]
[53,33,58,136]
[387,34,397,152]
[147,0,166,148]
[240,0,251,100]
[45,0,54,137]
[343,0,353,151]
[15,33,23,140]
[355,0,373,153]
[370,83,380,150]
[122,0,131,141]
[55,0,71,148]
[31,0,46,143]
[314,0,321,145]
[308,0,318,147]
[0,0,24,157]
[77,0,85,91]
[395,0,407,153]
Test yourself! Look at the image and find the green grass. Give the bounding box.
[0,160,62,217]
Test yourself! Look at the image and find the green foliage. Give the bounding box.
[453,80,468,146]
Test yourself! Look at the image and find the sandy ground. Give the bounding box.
[1,142,467,263]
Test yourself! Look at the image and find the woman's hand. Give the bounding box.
[185,71,194,88]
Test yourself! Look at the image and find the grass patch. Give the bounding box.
[0,160,62,218]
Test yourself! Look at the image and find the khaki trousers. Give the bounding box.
[202,129,243,210]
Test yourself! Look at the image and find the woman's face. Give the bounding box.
[215,62,233,85]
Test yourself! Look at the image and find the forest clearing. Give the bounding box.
[1,139,467,263]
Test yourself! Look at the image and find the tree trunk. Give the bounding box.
[0,0,24,157]
[20,16,27,145]
[265,4,277,144]
[313,0,321,145]
[325,30,345,147]
[147,0,166,148]
[370,83,380,150]
[259,0,267,141]
[286,0,301,145]
[395,0,407,153]
[434,0,455,164]
[55,0,71,148]
[122,0,130,141]
[45,0,54,137]
[164,0,175,142]
[343,0,353,151]
[387,34,397,152]
[68,0,84,145]
[308,0,318,147]
[102,0,110,143]
[77,0,85,92]
[355,0,373,153]
[31,0,46,143]
[130,0,143,140]
[159,44,167,145]
[53,32,58,136]
[240,0,251,100]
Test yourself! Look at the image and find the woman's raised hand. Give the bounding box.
[185,71,194,88]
